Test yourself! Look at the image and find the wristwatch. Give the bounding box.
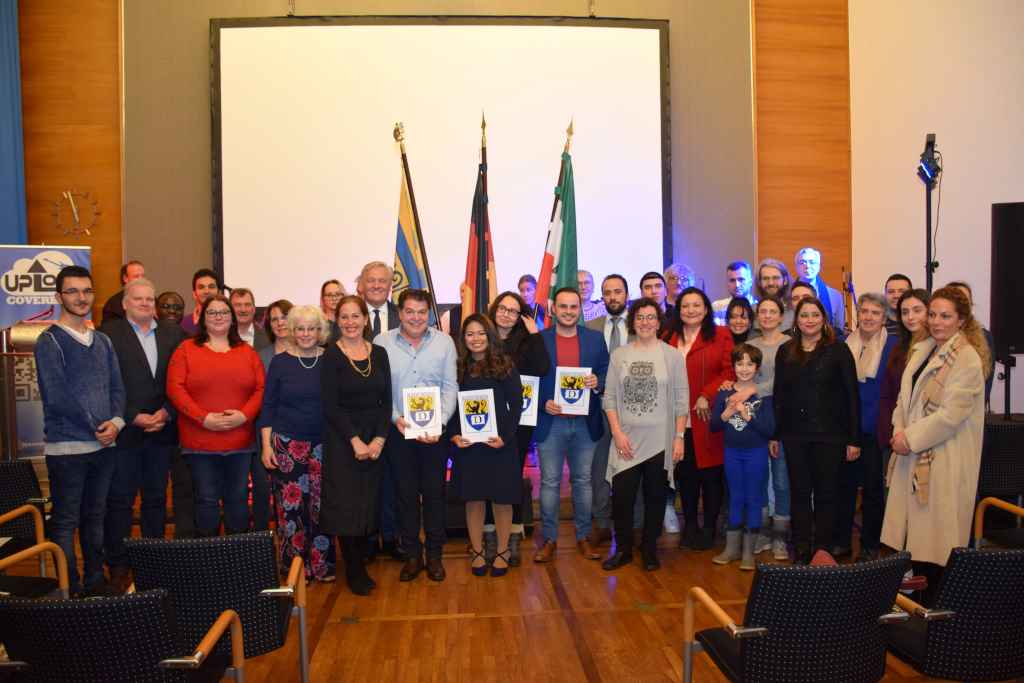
[675,432,686,440]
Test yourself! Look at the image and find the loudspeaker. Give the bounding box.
[990,202,1024,357]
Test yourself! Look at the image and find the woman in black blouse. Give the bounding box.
[770,297,860,563]
[488,291,551,565]
[320,295,392,595]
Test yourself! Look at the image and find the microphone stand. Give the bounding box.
[917,134,941,292]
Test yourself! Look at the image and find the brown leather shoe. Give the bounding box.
[533,540,557,563]
[399,556,425,582]
[578,538,601,560]
[592,526,613,547]
[425,557,446,582]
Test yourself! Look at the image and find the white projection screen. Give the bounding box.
[213,18,670,308]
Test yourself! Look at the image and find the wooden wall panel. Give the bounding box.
[753,0,851,287]
[19,0,121,321]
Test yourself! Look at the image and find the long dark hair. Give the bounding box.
[457,314,514,381]
[662,286,716,342]
[725,297,754,344]
[785,296,836,363]
[487,291,531,356]
[193,294,243,347]
[887,288,930,370]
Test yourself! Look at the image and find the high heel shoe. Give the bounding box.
[469,547,489,577]
[490,549,511,577]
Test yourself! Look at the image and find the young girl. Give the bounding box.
[710,343,775,569]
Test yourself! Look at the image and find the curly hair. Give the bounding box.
[457,313,514,381]
[930,286,992,379]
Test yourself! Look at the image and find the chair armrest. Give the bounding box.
[0,541,68,597]
[25,497,51,507]
[0,504,45,544]
[894,593,955,622]
[160,609,245,671]
[684,586,767,642]
[260,555,306,608]
[974,496,1024,544]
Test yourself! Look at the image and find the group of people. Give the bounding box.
[34,247,991,602]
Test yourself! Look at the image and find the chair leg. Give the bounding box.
[229,666,245,682]
[296,605,309,683]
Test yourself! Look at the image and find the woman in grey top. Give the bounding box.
[602,297,688,572]
[747,295,791,560]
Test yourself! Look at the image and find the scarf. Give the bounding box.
[846,327,888,382]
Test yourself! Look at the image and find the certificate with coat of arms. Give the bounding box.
[519,375,540,427]
[555,366,591,416]
[402,386,442,439]
[458,389,498,443]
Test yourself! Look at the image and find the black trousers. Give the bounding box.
[169,448,196,539]
[249,452,271,531]
[384,426,448,559]
[674,430,724,536]
[612,453,667,554]
[835,433,886,551]
[784,439,846,553]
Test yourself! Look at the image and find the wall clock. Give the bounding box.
[50,190,100,237]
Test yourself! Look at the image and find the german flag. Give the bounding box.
[461,116,497,322]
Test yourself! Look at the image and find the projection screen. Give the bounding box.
[212,18,670,307]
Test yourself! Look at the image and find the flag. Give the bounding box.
[536,151,578,309]
[460,161,498,322]
[392,161,430,304]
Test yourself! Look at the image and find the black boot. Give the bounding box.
[340,537,373,596]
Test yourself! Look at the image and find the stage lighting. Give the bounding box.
[917,133,941,186]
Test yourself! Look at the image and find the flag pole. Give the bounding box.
[477,112,489,314]
[393,122,441,327]
[548,119,573,222]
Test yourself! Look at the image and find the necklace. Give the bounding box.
[297,349,321,369]
[342,341,372,378]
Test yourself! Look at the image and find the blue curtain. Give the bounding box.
[0,0,26,244]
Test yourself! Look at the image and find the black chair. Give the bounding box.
[683,552,911,683]
[0,507,63,598]
[0,589,244,682]
[126,531,308,683]
[886,545,1024,681]
[0,462,50,572]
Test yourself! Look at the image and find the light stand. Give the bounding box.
[917,133,941,292]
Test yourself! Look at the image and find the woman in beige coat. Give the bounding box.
[881,287,989,601]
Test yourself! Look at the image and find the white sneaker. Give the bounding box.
[772,537,789,561]
[754,532,772,555]
[663,505,680,533]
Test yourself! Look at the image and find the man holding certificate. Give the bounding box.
[534,287,610,563]
[376,290,458,582]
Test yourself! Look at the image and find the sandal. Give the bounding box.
[490,549,511,578]
[469,547,489,577]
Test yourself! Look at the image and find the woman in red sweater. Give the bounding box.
[167,294,265,536]
[662,287,735,549]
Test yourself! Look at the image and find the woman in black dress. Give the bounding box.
[486,291,550,565]
[320,295,392,595]
[450,314,523,577]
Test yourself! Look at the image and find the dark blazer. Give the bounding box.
[773,339,861,447]
[535,325,609,442]
[250,326,271,352]
[331,300,398,342]
[100,289,125,327]
[100,317,186,447]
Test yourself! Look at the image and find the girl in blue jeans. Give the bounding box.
[710,343,775,570]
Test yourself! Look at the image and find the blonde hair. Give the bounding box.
[930,287,992,380]
[123,277,156,297]
[287,305,330,345]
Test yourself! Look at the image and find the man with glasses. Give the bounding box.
[156,291,185,326]
[794,247,845,331]
[754,258,795,330]
[35,265,126,597]
[180,268,222,336]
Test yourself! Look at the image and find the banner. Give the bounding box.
[519,374,539,427]
[458,388,498,443]
[1,245,92,329]
[555,366,591,416]
[402,386,442,439]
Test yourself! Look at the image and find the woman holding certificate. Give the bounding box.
[602,298,688,571]
[320,295,392,595]
[449,313,523,577]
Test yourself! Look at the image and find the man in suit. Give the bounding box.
[100,277,185,591]
[534,287,610,563]
[100,260,145,326]
[794,247,846,332]
[229,287,270,351]
[586,274,635,545]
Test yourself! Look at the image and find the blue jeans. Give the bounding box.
[188,451,251,536]
[104,443,173,568]
[537,416,598,542]
[724,446,769,529]
[46,451,116,592]
[766,443,791,519]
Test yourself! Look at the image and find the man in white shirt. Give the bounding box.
[359,261,400,337]
[712,260,757,325]
[229,288,269,351]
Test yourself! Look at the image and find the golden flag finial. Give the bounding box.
[481,111,487,147]
[563,118,574,153]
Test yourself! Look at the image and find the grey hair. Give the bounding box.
[287,304,330,345]
[857,292,886,311]
[123,277,156,297]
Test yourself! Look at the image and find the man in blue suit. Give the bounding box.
[533,287,610,563]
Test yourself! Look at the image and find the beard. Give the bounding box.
[605,300,626,316]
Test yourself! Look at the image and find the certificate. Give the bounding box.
[519,375,540,427]
[555,366,591,416]
[402,386,442,439]
[458,389,498,443]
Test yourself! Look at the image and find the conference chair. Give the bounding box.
[682,552,910,683]
[973,495,1024,549]
[0,461,50,573]
[0,589,245,682]
[0,506,63,598]
[126,532,309,683]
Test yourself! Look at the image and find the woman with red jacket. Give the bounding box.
[167,294,265,536]
[662,287,735,549]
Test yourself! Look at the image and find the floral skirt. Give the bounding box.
[271,433,336,580]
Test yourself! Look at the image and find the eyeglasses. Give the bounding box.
[158,303,184,311]
[61,288,94,296]
[496,305,521,317]
[634,314,659,322]
[205,309,231,318]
